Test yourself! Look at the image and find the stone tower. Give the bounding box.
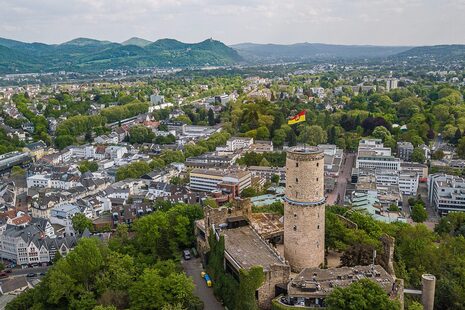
[284,146,325,272]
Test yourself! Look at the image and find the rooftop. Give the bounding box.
[222,225,285,270]
[288,265,397,298]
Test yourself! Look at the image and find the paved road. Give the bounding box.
[10,266,50,276]
[182,258,223,310]
[327,153,355,206]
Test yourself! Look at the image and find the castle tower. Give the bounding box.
[284,147,325,272]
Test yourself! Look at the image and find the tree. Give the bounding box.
[272,129,286,147]
[259,158,270,166]
[271,174,280,184]
[372,126,391,141]
[457,137,465,159]
[129,268,200,310]
[129,125,155,144]
[340,244,376,267]
[298,125,327,146]
[79,160,99,173]
[256,126,270,140]
[208,108,215,126]
[408,302,423,310]
[325,278,400,310]
[11,166,25,177]
[287,129,297,147]
[411,148,426,163]
[411,204,428,223]
[72,213,93,234]
[432,150,445,160]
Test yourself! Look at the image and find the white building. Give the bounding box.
[386,79,399,92]
[189,169,251,193]
[428,174,465,216]
[356,139,400,171]
[105,146,128,159]
[70,145,95,159]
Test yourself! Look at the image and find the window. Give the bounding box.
[316,163,319,167]
[294,213,297,218]
[317,225,320,229]
[296,163,299,168]
[293,225,297,231]
[316,178,318,181]
[296,178,298,183]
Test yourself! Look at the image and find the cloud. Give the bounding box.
[0,0,464,45]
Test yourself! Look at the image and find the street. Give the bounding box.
[182,258,223,310]
[326,153,355,206]
[10,266,50,276]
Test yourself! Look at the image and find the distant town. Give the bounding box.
[0,56,464,310]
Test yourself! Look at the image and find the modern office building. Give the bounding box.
[428,174,465,215]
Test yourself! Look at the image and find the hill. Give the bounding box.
[0,37,243,73]
[231,42,412,62]
[121,37,152,47]
[392,44,465,62]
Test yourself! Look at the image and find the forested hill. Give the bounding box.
[0,37,243,74]
[392,44,465,62]
[231,42,465,63]
[231,42,412,62]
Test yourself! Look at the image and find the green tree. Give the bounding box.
[325,278,400,310]
[272,129,286,147]
[11,166,26,177]
[408,301,423,310]
[129,268,200,310]
[208,108,215,126]
[372,126,391,141]
[298,125,327,146]
[72,213,93,234]
[256,126,270,140]
[271,174,280,184]
[129,125,155,144]
[411,204,428,223]
[457,137,465,159]
[79,160,99,173]
[411,148,426,163]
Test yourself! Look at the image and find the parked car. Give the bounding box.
[4,269,12,273]
[39,272,46,276]
[183,249,191,260]
[26,273,36,277]
[0,272,8,278]
[201,272,212,287]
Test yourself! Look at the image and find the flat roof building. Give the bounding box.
[428,174,465,215]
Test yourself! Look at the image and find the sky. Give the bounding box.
[1,0,465,46]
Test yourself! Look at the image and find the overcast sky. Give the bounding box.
[1,0,464,46]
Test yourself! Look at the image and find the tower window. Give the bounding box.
[294,213,297,218]
[317,225,320,229]
[296,162,299,168]
[316,178,318,181]
[316,163,319,167]
[293,225,297,231]
[295,178,298,183]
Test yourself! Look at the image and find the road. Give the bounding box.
[326,153,355,206]
[10,266,50,276]
[182,258,223,310]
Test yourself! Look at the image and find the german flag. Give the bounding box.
[288,110,306,125]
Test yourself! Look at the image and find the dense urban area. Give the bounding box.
[0,45,465,310]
